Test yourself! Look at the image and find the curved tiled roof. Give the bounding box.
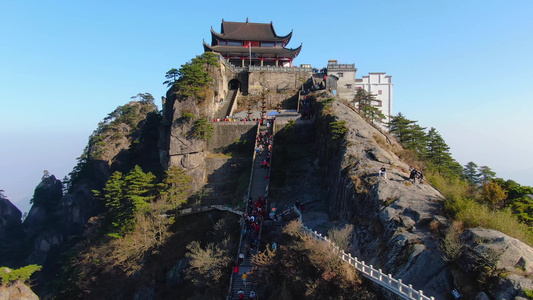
[211,20,292,42]
[203,41,302,58]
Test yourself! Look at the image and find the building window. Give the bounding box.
[378,90,382,95]
[338,72,343,77]
[346,84,352,89]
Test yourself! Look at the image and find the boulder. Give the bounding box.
[461,228,533,274]
[0,277,38,300]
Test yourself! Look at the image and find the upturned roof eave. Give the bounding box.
[211,21,293,42]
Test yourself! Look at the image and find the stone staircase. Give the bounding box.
[216,89,238,120]
[228,124,270,300]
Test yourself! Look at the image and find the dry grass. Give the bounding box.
[428,170,533,247]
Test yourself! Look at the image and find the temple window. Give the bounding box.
[227,40,241,46]
[262,41,275,47]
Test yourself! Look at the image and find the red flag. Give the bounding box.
[244,41,250,48]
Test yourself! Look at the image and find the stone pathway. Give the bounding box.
[228,123,271,300]
[216,89,238,120]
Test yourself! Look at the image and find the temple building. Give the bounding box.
[204,18,302,68]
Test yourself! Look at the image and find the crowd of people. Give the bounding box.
[257,130,273,170]
[299,95,313,120]
[230,123,275,299]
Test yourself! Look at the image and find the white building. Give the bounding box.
[355,72,393,124]
[325,60,393,125]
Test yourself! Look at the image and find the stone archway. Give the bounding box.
[229,79,240,90]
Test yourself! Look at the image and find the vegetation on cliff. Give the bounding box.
[165,52,219,105]
[386,112,533,246]
[0,265,41,286]
[253,221,374,299]
[353,89,385,124]
[66,95,162,191]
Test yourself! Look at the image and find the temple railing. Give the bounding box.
[210,120,258,124]
[216,54,239,73]
[292,208,434,300]
[231,66,312,73]
[327,63,356,69]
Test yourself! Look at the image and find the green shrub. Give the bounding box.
[330,121,348,140]
[191,118,214,141]
[428,170,533,246]
[182,112,195,120]
[0,265,42,285]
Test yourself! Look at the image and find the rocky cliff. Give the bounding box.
[274,93,533,299]
[0,197,21,242]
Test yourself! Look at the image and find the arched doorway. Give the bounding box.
[229,79,240,90]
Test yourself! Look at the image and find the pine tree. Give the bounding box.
[163,68,179,87]
[95,166,156,236]
[426,127,455,172]
[175,52,219,102]
[353,89,385,124]
[463,161,481,185]
[191,118,214,141]
[389,113,417,144]
[353,89,371,112]
[123,165,156,214]
[478,166,496,184]
[160,166,192,208]
[403,123,428,156]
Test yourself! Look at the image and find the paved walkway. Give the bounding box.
[228,123,271,300]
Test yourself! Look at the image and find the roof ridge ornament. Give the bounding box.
[246,17,249,23]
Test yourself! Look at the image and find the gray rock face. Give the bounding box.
[160,87,209,191]
[461,228,533,274]
[459,228,533,299]
[0,198,21,241]
[313,99,450,299]
[24,175,63,235]
[309,97,533,299]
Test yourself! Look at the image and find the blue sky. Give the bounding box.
[1,0,532,213]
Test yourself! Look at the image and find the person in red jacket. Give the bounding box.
[233,265,239,278]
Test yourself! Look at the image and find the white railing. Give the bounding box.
[293,208,434,300]
[177,204,244,217]
[211,120,258,124]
